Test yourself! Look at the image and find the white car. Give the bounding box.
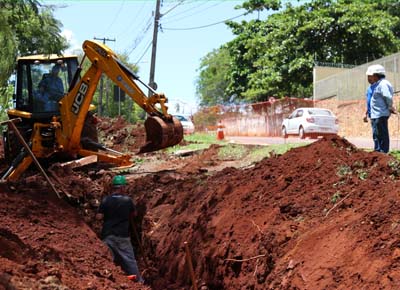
[174,115,195,134]
[281,107,339,139]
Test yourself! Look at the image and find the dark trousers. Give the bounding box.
[103,235,144,282]
[371,116,389,153]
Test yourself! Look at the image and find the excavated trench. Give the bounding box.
[1,116,400,289]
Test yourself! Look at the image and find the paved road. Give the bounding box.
[226,135,400,151]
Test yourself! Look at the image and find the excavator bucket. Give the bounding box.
[140,116,183,153]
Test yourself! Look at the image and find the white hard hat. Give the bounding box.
[366,64,385,76]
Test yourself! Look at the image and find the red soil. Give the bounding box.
[96,116,147,153]
[129,136,400,289]
[1,125,400,289]
[0,183,149,289]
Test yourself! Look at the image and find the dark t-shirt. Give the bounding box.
[99,194,135,239]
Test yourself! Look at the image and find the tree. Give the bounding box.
[229,0,400,100]
[99,52,145,123]
[196,0,400,105]
[0,0,68,120]
[0,1,67,82]
[196,46,232,106]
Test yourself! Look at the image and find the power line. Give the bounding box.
[161,0,186,17]
[135,40,153,66]
[162,0,213,23]
[162,1,227,24]
[162,12,246,31]
[125,15,154,56]
[117,1,153,40]
[103,0,126,35]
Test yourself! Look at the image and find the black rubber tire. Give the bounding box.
[299,127,305,139]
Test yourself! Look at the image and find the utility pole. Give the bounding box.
[94,37,116,116]
[148,0,161,96]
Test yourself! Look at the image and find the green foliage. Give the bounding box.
[79,50,144,123]
[167,132,226,153]
[352,160,368,180]
[356,169,368,180]
[166,133,306,168]
[196,0,400,105]
[196,47,232,106]
[0,9,17,88]
[335,162,367,180]
[184,132,224,144]
[331,191,341,204]
[103,52,144,122]
[336,164,351,177]
[388,159,400,178]
[0,0,68,96]
[218,144,249,160]
[0,85,15,122]
[389,150,400,161]
[237,0,282,12]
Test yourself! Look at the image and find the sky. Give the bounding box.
[41,0,270,115]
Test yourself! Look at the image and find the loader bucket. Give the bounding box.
[139,116,183,153]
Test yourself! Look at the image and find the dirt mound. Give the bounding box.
[0,187,149,289]
[127,136,400,289]
[97,116,147,153]
[1,135,400,289]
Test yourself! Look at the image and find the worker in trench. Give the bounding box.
[97,175,144,283]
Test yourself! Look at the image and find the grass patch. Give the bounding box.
[165,132,225,153]
[184,132,226,144]
[390,150,400,161]
[218,144,249,160]
[165,133,307,166]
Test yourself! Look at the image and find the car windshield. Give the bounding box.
[174,115,189,121]
[307,109,332,116]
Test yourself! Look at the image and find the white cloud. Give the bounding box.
[61,29,81,54]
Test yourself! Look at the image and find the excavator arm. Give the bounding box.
[3,40,183,181]
[59,40,182,155]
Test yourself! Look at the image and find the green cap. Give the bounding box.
[112,175,127,186]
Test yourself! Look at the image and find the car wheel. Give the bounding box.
[299,126,305,139]
[282,126,288,138]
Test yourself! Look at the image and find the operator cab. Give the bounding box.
[13,54,79,119]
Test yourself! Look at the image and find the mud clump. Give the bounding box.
[97,115,147,153]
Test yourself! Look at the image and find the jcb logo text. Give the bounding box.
[72,82,88,114]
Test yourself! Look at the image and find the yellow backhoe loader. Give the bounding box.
[2,40,183,181]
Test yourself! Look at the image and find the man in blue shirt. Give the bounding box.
[98,175,144,283]
[365,64,394,153]
[363,75,379,150]
[38,65,64,111]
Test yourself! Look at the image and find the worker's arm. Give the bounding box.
[379,81,393,108]
[381,82,397,114]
